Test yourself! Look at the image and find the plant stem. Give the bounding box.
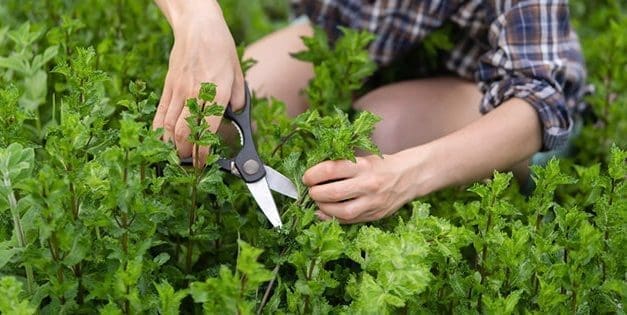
[571,282,578,313]
[48,236,66,304]
[140,162,146,187]
[257,264,280,315]
[6,177,35,294]
[214,198,221,254]
[302,258,317,314]
[122,150,131,314]
[186,130,203,273]
[602,179,615,282]
[69,182,79,221]
[73,263,84,305]
[561,249,568,295]
[271,128,301,157]
[186,180,197,273]
[477,207,493,314]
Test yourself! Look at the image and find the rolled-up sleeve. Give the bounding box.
[477,0,583,151]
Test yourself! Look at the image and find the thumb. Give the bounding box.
[229,72,246,111]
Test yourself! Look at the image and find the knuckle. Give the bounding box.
[163,121,176,132]
[214,87,232,104]
[152,116,162,127]
[156,104,167,114]
[328,189,343,202]
[372,211,386,221]
[357,157,372,169]
[363,178,380,192]
[341,206,359,221]
[308,187,320,200]
[175,130,187,144]
[322,163,336,177]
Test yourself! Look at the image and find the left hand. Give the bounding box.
[302,154,416,224]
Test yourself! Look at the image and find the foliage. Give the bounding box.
[570,0,627,163]
[0,0,625,314]
[292,27,377,115]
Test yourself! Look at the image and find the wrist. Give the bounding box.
[156,0,225,35]
[392,144,440,199]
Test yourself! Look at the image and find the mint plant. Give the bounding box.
[292,27,377,115]
[0,277,35,315]
[0,0,624,313]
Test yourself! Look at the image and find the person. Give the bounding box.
[152,0,587,224]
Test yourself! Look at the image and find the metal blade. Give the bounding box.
[264,166,298,199]
[246,178,283,228]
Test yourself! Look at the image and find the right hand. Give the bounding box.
[152,0,245,166]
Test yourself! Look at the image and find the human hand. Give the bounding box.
[152,0,245,166]
[302,154,419,223]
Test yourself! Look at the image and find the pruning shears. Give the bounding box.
[179,83,298,228]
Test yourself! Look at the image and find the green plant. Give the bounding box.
[0,0,624,314]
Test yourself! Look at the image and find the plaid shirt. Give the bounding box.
[292,0,588,151]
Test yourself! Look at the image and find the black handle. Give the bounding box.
[177,83,264,182]
[225,83,266,183]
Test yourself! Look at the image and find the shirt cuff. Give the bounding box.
[480,77,573,152]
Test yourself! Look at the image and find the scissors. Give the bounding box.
[179,83,298,228]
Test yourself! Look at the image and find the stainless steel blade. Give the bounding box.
[264,166,298,199]
[246,178,283,228]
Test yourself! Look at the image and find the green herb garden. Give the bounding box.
[0,1,625,314]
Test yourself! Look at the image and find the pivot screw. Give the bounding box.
[243,159,260,175]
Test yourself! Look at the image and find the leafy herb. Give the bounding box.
[0,1,624,314]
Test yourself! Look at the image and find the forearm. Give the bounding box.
[403,98,542,197]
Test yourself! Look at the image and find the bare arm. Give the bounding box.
[407,97,541,196]
[302,98,541,223]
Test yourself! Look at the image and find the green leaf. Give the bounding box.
[295,220,345,264]
[608,144,626,180]
[0,245,19,270]
[61,233,90,266]
[190,266,239,314]
[119,116,142,149]
[98,302,123,315]
[0,55,29,73]
[199,82,217,103]
[293,26,376,114]
[236,240,274,288]
[31,45,58,70]
[0,277,35,315]
[155,281,188,315]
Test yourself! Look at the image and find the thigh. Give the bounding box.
[244,22,314,117]
[353,77,484,154]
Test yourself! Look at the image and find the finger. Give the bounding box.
[308,177,363,203]
[316,197,372,223]
[213,81,232,108]
[174,107,193,158]
[163,91,188,143]
[315,211,331,221]
[331,207,384,224]
[192,145,211,168]
[229,72,246,111]
[302,160,360,186]
[205,108,223,134]
[153,79,174,134]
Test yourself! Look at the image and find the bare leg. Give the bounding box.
[353,77,530,182]
[244,22,314,117]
